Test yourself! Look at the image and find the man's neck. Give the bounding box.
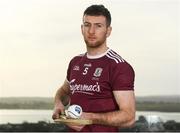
[86,45,108,56]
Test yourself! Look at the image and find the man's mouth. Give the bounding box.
[88,36,96,40]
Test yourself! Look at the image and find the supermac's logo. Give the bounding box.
[69,79,100,95]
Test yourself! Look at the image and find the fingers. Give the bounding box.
[52,112,59,120]
[52,103,65,120]
[52,108,63,120]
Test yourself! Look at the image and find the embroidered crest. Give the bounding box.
[93,68,103,77]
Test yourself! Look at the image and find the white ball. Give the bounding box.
[66,104,82,119]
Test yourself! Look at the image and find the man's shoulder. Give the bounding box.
[70,53,86,62]
[106,49,126,64]
[106,49,134,69]
[106,49,135,78]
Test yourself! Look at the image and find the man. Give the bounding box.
[52,4,135,132]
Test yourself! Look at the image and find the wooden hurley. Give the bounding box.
[54,115,93,125]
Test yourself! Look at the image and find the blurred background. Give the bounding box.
[0,0,179,132]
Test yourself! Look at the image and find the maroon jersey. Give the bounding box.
[66,49,135,132]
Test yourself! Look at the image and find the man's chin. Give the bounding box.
[86,44,100,48]
[86,41,101,48]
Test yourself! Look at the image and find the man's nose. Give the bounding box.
[88,25,95,34]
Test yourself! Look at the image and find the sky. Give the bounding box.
[0,0,179,97]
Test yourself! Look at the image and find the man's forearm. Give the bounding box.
[54,86,70,106]
[89,110,135,128]
[53,84,70,117]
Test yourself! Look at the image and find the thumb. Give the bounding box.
[52,112,60,120]
[61,109,65,115]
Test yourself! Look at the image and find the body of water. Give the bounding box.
[0,109,53,124]
[0,109,180,124]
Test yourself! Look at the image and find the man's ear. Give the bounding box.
[81,24,84,35]
[106,26,112,37]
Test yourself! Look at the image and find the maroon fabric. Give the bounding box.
[66,49,135,131]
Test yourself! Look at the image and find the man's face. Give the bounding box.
[81,15,111,48]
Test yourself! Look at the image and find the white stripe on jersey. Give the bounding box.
[108,51,122,63]
[109,50,125,62]
[106,50,125,63]
[106,53,119,63]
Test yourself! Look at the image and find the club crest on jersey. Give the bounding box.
[93,68,103,77]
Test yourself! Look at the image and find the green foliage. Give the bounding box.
[0,121,68,132]
[0,119,180,132]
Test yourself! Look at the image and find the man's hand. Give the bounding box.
[52,102,65,120]
[52,103,86,131]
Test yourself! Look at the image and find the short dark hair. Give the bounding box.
[83,4,111,27]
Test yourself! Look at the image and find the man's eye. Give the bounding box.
[84,23,90,27]
[96,24,102,28]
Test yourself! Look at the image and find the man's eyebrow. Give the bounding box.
[83,21,104,25]
[83,21,90,24]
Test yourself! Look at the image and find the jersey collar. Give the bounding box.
[86,48,111,59]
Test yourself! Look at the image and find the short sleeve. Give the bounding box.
[110,62,135,91]
[66,60,73,82]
